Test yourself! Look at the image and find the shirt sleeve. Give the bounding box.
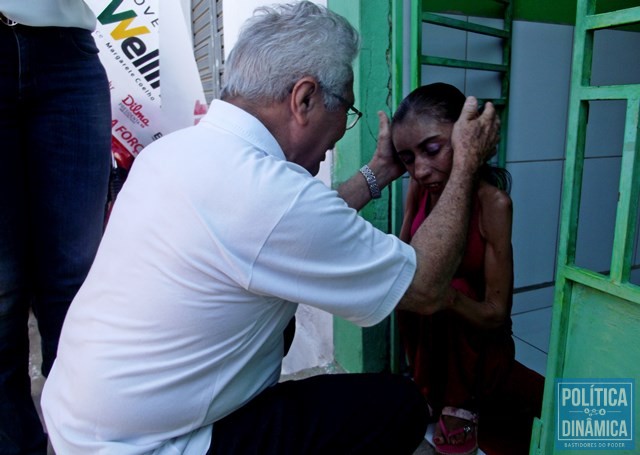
[248,179,417,327]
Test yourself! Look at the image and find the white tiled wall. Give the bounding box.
[575,157,622,272]
[509,160,564,287]
[512,287,555,376]
[507,22,574,163]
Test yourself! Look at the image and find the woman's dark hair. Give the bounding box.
[392,83,511,193]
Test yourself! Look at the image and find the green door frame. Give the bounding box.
[328,0,400,373]
[532,1,640,453]
[328,0,514,373]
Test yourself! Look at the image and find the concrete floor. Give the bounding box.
[28,312,53,454]
[414,437,437,455]
[28,313,45,425]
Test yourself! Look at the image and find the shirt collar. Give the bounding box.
[200,99,286,162]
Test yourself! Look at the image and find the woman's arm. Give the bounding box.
[446,181,514,328]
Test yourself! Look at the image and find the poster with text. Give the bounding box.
[87,0,208,170]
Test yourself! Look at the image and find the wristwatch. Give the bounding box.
[359,165,381,199]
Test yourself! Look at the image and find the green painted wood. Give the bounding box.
[610,100,639,283]
[389,0,405,374]
[562,266,640,303]
[552,285,640,455]
[536,4,592,451]
[329,0,395,374]
[410,0,421,90]
[421,0,639,26]
[421,55,508,73]
[534,0,640,453]
[562,286,640,377]
[421,0,506,21]
[585,6,640,29]
[580,84,640,100]
[416,0,512,169]
[498,0,513,168]
[422,12,509,37]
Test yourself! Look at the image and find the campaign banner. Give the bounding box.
[86,0,207,170]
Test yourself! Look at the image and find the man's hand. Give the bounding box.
[368,111,406,187]
[336,111,406,210]
[451,97,501,172]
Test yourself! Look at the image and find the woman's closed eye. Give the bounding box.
[424,142,442,156]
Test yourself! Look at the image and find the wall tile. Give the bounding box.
[509,161,564,287]
[574,157,621,272]
[507,22,573,162]
[512,307,553,353]
[422,14,467,61]
[514,337,548,376]
[585,100,626,158]
[513,286,555,315]
[592,29,640,86]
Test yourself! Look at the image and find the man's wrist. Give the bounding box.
[359,164,382,199]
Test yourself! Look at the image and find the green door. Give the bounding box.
[531,1,640,454]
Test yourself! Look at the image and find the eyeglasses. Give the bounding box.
[325,90,363,130]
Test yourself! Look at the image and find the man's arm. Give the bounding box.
[397,97,500,315]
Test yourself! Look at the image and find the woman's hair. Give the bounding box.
[393,82,466,125]
[220,1,360,110]
[392,83,511,193]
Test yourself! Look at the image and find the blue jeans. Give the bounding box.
[0,23,111,453]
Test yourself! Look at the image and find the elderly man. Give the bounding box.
[42,2,499,454]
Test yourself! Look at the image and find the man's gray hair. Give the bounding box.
[220,1,360,110]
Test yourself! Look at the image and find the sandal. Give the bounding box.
[433,406,479,455]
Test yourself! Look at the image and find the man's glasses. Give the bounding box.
[325,90,363,130]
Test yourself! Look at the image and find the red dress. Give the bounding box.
[398,188,515,414]
[398,184,544,454]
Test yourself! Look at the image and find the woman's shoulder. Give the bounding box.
[477,180,512,213]
[476,181,512,240]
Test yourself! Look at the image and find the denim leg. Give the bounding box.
[0,25,111,453]
[0,24,48,455]
[24,27,111,377]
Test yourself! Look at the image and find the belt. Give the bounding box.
[1,13,18,26]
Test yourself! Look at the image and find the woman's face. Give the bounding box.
[392,113,454,195]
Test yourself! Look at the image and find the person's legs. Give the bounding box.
[433,321,516,451]
[209,373,429,455]
[24,26,111,377]
[0,24,48,455]
[431,315,492,450]
[0,25,110,453]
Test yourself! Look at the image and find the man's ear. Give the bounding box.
[290,77,321,126]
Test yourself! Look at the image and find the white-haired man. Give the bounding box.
[42,2,499,453]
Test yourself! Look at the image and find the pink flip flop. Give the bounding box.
[433,406,479,455]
